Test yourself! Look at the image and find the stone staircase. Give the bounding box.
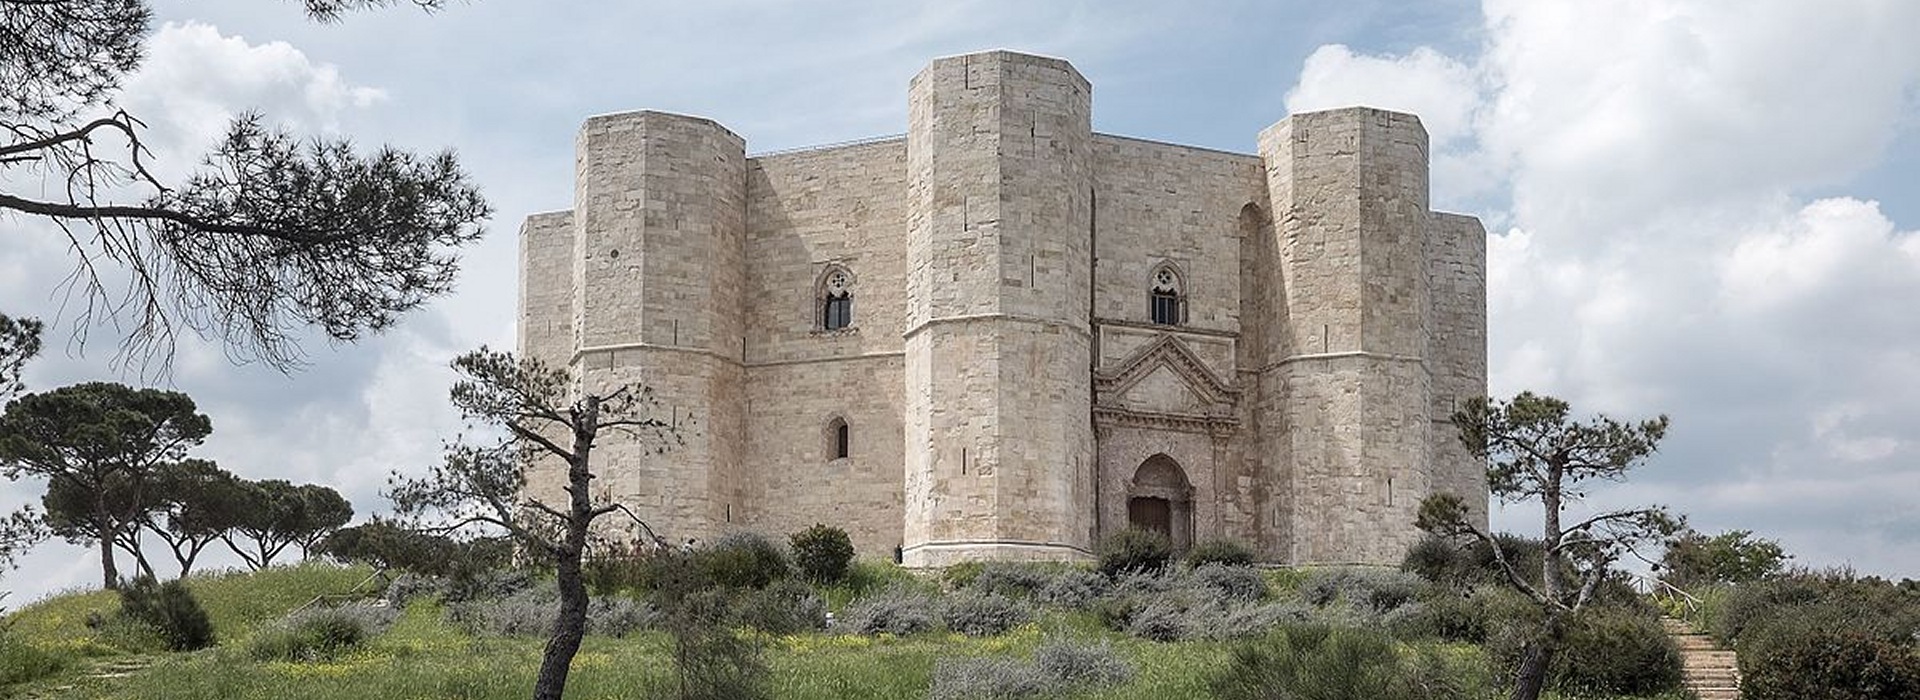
[1665,617,1740,700]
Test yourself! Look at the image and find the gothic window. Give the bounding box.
[819,267,855,331]
[1149,264,1183,326]
[827,417,850,460]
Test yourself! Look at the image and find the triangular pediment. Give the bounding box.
[1096,334,1238,409]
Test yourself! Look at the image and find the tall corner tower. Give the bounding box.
[902,51,1096,566]
[570,110,748,544]
[1258,107,1439,564]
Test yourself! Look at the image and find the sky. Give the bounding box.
[3,0,1918,601]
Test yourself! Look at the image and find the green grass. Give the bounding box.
[2,562,1691,700]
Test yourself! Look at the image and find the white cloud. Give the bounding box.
[1286,0,1920,575]
[117,22,386,176]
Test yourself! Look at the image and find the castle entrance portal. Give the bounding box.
[1127,454,1193,550]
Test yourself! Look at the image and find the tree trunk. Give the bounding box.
[1510,640,1553,700]
[98,531,120,589]
[1510,614,1565,700]
[532,555,589,700]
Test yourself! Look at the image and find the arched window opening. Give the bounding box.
[1149,264,1183,326]
[827,417,850,460]
[819,267,855,331]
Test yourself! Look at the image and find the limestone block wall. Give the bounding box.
[738,139,911,556]
[1427,212,1489,529]
[570,111,749,547]
[1089,135,1264,338]
[518,211,574,370]
[1259,107,1438,564]
[902,51,1095,566]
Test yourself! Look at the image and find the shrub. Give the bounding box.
[962,562,1054,599]
[1033,637,1133,687]
[699,532,790,590]
[446,584,656,637]
[1551,607,1683,696]
[1741,627,1920,700]
[1036,568,1107,610]
[839,584,939,635]
[1299,567,1422,613]
[1097,527,1171,577]
[1186,538,1256,568]
[319,521,510,586]
[1483,604,1680,697]
[1211,624,1493,700]
[661,590,769,700]
[927,639,1134,700]
[1127,598,1192,642]
[116,576,215,652]
[788,524,855,585]
[584,552,658,596]
[735,579,826,635]
[247,604,399,662]
[942,590,1030,637]
[0,631,68,687]
[927,656,1052,700]
[1191,563,1266,603]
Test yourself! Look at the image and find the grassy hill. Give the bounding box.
[0,559,1696,699]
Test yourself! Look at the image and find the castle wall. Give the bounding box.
[518,211,575,371]
[1427,212,1490,529]
[1085,135,1266,550]
[517,50,1488,568]
[1260,108,1438,564]
[570,111,749,546]
[738,141,911,556]
[902,52,1096,566]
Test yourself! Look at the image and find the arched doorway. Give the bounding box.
[1127,454,1193,551]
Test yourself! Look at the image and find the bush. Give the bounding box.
[1191,563,1266,603]
[927,656,1052,700]
[839,584,939,635]
[1299,567,1422,613]
[1551,607,1683,696]
[699,532,790,590]
[319,521,510,586]
[942,590,1030,637]
[661,590,769,700]
[788,524,855,585]
[584,552,658,596]
[735,579,826,635]
[247,604,399,662]
[446,583,657,638]
[0,631,68,687]
[1126,598,1192,642]
[1186,538,1256,568]
[1210,624,1479,700]
[1711,571,1920,648]
[1483,605,1681,697]
[1741,627,1920,700]
[1035,568,1108,610]
[1097,527,1171,577]
[1033,637,1133,688]
[927,639,1134,700]
[962,562,1054,599]
[116,576,215,652]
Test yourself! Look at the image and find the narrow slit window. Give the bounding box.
[828,417,850,460]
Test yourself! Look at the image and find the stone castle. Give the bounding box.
[517,50,1488,567]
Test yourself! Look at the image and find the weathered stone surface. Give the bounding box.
[517,50,1488,566]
